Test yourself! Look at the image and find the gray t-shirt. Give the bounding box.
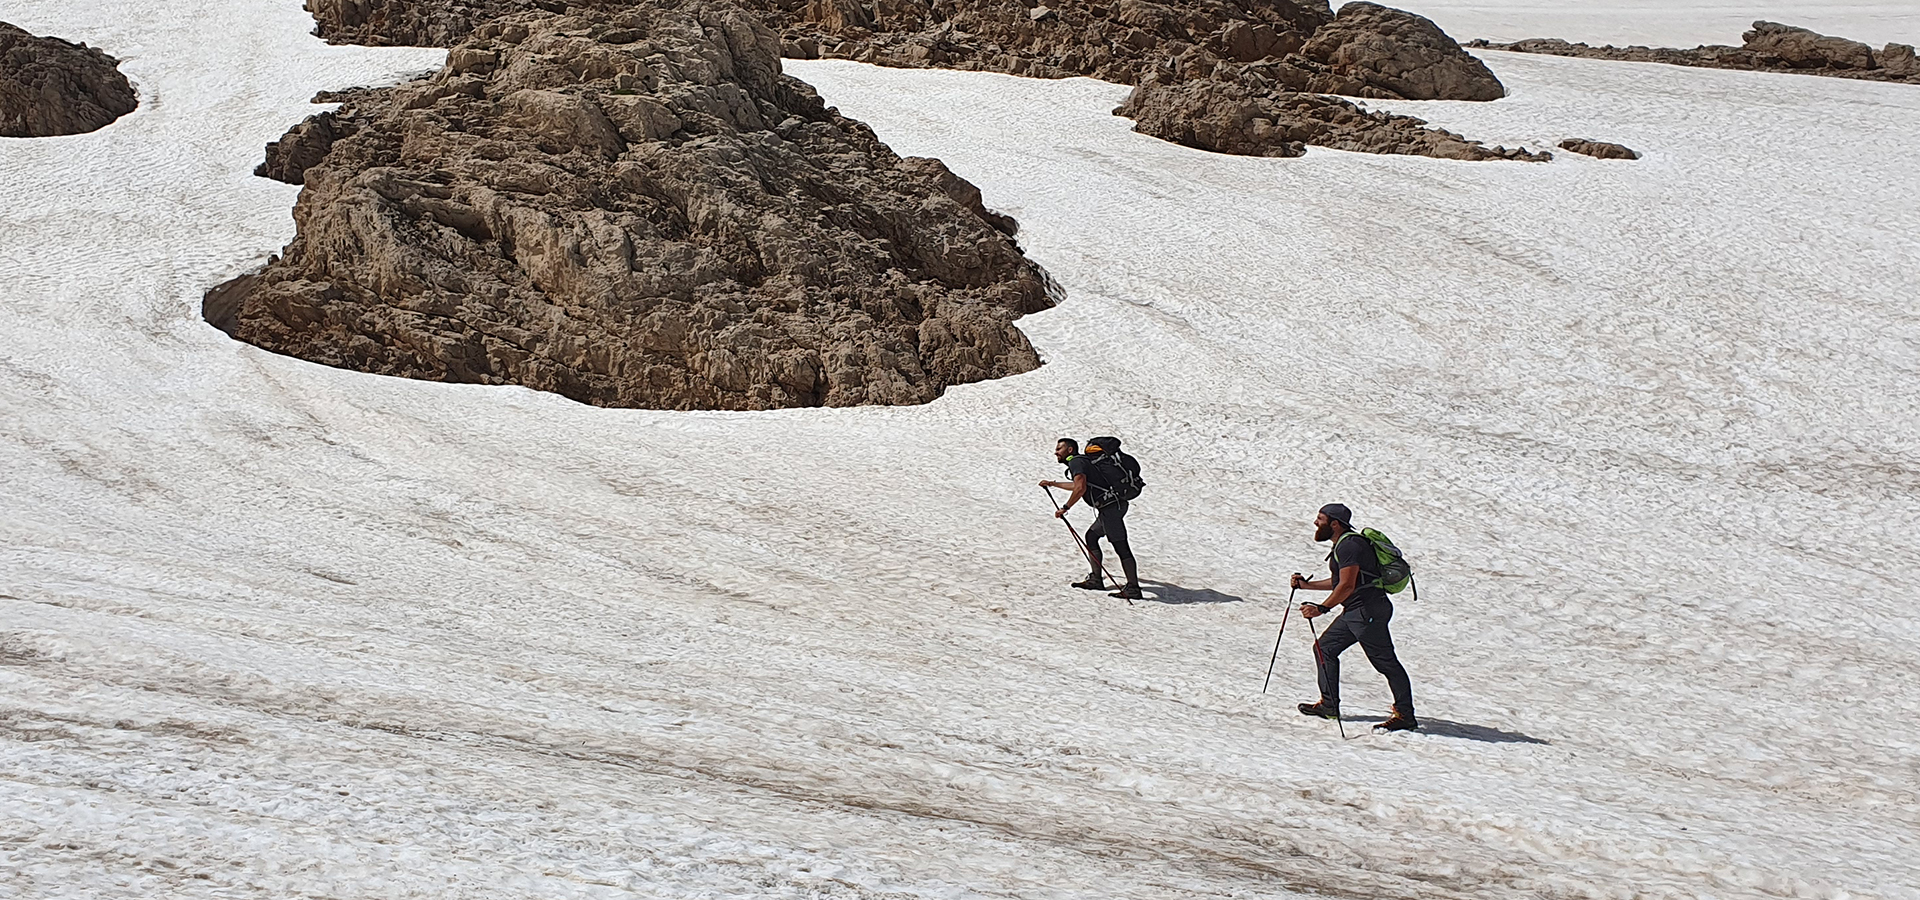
[1330,531,1389,608]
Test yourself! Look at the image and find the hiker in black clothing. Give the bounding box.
[1291,503,1417,732]
[1040,437,1143,600]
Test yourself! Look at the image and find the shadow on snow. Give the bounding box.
[1139,580,1250,604]
[1340,714,1551,745]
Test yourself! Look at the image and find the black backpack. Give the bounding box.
[1081,436,1145,508]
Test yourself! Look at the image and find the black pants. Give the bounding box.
[1313,603,1414,715]
[1084,500,1133,567]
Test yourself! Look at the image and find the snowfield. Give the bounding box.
[3,0,1918,898]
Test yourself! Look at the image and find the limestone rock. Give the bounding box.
[1743,21,1876,70]
[1882,43,1920,78]
[299,0,1525,164]
[1474,22,1920,85]
[256,111,360,184]
[0,21,137,137]
[305,0,539,46]
[1558,138,1638,160]
[215,5,1050,410]
[738,0,1339,86]
[1116,74,1546,161]
[1298,2,1504,100]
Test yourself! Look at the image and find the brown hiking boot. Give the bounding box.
[1375,707,1419,732]
[1297,699,1340,719]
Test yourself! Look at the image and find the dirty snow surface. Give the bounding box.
[4,0,1919,897]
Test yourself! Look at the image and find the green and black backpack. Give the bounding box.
[1331,527,1417,600]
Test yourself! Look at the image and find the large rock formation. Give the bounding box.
[305,0,539,47]
[1471,21,1920,85]
[1117,74,1545,160]
[0,21,138,137]
[749,0,1510,102]
[301,0,1543,161]
[751,0,1336,87]
[213,4,1051,410]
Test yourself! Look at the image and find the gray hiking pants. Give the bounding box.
[1313,603,1414,715]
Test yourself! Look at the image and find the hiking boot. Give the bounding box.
[1109,585,1143,600]
[1297,699,1341,719]
[1374,708,1419,732]
[1071,576,1106,591]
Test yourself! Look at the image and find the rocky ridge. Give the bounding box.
[213,3,1051,410]
[0,21,138,137]
[305,0,1554,161]
[1471,21,1920,84]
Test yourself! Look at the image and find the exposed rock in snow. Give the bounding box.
[305,0,535,47]
[0,20,137,137]
[1472,21,1920,84]
[300,0,1535,161]
[255,109,358,184]
[738,0,1512,103]
[1557,137,1639,160]
[213,5,1049,410]
[1742,21,1877,70]
[1297,2,1505,101]
[1117,73,1548,160]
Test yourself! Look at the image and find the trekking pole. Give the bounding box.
[1305,612,1347,739]
[1261,584,1296,693]
[1042,486,1130,606]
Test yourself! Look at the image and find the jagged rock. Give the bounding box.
[255,111,360,184]
[305,0,539,46]
[214,5,1051,410]
[1882,43,1920,78]
[738,0,1339,87]
[1743,21,1876,70]
[1473,21,1920,85]
[300,0,1524,161]
[1117,74,1546,161]
[0,21,137,137]
[1298,2,1504,100]
[1558,138,1638,160]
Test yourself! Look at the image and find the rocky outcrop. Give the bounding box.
[302,0,1538,161]
[1742,21,1876,70]
[1117,74,1545,160]
[1557,138,1637,160]
[755,0,1334,86]
[1471,21,1920,85]
[0,21,137,137]
[255,110,359,183]
[747,0,1513,103]
[1297,2,1503,100]
[305,0,538,47]
[214,4,1051,410]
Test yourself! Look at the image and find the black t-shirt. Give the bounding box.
[1066,454,1115,489]
[1330,531,1389,608]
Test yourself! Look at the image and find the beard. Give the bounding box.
[1314,521,1334,542]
